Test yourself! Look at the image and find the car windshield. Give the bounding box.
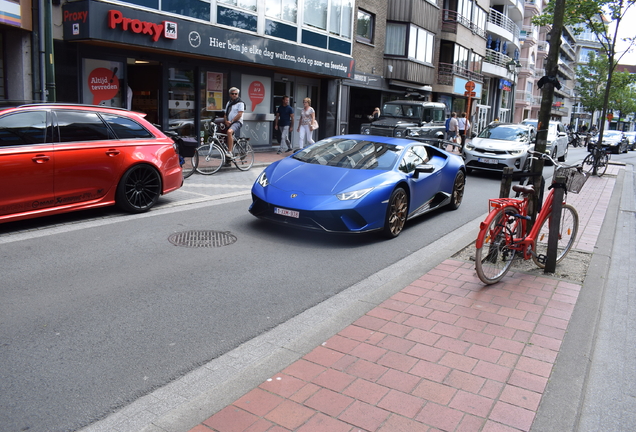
[293,138,401,170]
[381,103,422,119]
[478,125,531,142]
[605,131,621,137]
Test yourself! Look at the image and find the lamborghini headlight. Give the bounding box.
[256,171,269,187]
[337,187,373,200]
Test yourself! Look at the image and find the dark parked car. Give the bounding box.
[601,130,629,154]
[0,103,183,224]
[360,101,446,141]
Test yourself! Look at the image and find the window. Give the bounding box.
[329,0,353,38]
[472,6,486,33]
[399,146,429,173]
[219,0,256,12]
[304,0,328,30]
[408,26,434,63]
[162,0,210,20]
[454,45,469,70]
[356,9,374,43]
[385,23,407,56]
[101,114,153,139]
[55,111,111,143]
[0,112,48,146]
[265,0,297,23]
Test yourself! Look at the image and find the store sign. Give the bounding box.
[107,10,176,42]
[62,0,353,79]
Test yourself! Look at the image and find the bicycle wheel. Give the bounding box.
[532,203,579,268]
[596,153,608,177]
[475,206,522,285]
[582,154,595,175]
[181,152,198,179]
[232,139,254,171]
[195,143,224,175]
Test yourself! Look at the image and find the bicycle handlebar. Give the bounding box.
[526,150,581,171]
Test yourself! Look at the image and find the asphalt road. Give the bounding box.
[0,146,628,432]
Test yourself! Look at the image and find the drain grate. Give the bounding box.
[168,230,237,248]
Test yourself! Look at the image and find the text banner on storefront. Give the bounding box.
[62,0,354,79]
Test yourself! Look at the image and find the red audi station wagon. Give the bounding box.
[0,104,183,224]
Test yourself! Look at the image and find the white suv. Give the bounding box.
[521,119,568,162]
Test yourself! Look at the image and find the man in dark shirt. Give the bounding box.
[275,96,294,153]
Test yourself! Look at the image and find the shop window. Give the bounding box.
[356,9,374,44]
[162,0,210,21]
[265,0,297,23]
[217,6,257,31]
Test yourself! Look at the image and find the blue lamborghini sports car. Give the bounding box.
[249,135,466,238]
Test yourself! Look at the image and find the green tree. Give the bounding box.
[534,0,636,142]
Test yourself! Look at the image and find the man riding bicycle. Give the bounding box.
[224,87,245,158]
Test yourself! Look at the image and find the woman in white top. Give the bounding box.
[296,97,316,149]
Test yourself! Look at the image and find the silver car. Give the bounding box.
[463,123,536,173]
[521,119,568,162]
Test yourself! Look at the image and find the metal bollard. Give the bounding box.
[545,173,565,273]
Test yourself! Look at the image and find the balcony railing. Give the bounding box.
[488,8,520,39]
[484,48,514,69]
[438,62,484,86]
[441,10,487,38]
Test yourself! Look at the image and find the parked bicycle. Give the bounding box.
[582,144,610,177]
[195,122,255,175]
[474,151,588,284]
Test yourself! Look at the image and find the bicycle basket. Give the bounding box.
[554,166,588,194]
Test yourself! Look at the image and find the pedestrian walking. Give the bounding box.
[274,95,294,153]
[458,112,470,150]
[447,112,459,152]
[297,97,316,150]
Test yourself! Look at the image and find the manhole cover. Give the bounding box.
[168,230,237,248]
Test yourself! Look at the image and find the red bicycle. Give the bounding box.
[475,151,588,284]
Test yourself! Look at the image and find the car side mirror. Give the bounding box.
[413,164,435,178]
[471,132,477,138]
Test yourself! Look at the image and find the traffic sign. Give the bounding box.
[464,91,476,97]
[607,113,614,121]
[465,81,475,92]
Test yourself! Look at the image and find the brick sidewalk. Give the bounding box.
[190,167,621,432]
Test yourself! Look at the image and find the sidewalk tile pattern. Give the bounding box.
[190,163,620,432]
[196,264,580,432]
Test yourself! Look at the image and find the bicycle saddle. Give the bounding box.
[512,184,535,195]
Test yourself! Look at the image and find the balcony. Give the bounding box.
[441,10,487,38]
[438,62,484,86]
[488,8,521,40]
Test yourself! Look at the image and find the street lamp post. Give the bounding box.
[506,60,521,122]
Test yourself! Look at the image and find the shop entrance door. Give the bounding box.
[294,82,319,148]
[127,62,161,126]
[273,79,295,148]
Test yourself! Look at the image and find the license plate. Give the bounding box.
[478,158,499,164]
[274,207,300,218]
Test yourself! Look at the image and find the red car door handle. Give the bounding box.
[105,149,121,157]
[32,155,50,163]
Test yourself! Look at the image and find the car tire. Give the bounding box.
[449,171,465,210]
[382,187,408,239]
[116,164,162,213]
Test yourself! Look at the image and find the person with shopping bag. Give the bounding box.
[297,97,316,150]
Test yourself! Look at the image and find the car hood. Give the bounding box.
[372,118,418,128]
[267,157,390,194]
[471,137,531,151]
